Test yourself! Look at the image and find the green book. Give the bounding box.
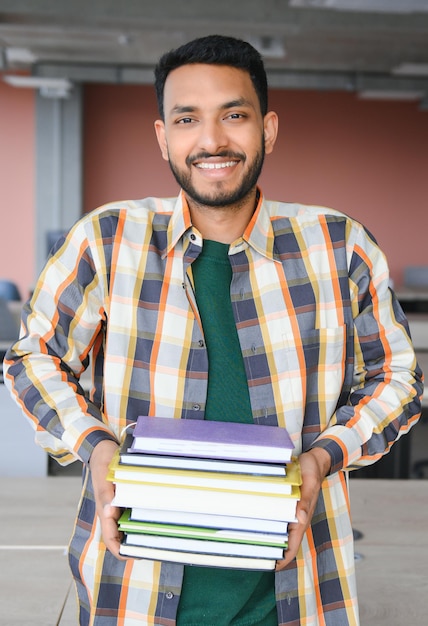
[118,509,288,548]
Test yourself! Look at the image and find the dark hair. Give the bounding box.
[154,34,268,120]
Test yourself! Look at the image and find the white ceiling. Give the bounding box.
[1,0,428,105]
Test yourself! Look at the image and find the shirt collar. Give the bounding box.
[241,188,278,262]
[163,191,194,258]
[164,188,278,262]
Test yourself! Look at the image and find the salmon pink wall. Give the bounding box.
[83,84,177,211]
[261,90,428,286]
[0,82,35,300]
[84,85,428,287]
[1,82,427,301]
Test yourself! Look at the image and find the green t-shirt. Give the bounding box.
[176,240,277,626]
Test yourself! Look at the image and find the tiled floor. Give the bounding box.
[349,478,428,625]
[0,477,81,625]
[0,476,427,625]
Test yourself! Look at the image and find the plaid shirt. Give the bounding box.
[5,190,423,625]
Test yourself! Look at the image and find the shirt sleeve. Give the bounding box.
[3,219,118,466]
[310,222,424,474]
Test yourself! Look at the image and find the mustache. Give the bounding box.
[186,151,246,167]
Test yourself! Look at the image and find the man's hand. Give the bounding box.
[90,439,128,559]
[275,447,331,571]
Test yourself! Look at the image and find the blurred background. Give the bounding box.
[1,0,427,477]
[0,4,427,624]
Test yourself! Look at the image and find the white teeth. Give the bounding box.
[195,161,237,170]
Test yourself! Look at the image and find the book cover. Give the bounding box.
[130,416,294,464]
[119,541,276,570]
[118,509,288,547]
[109,454,301,496]
[129,507,290,535]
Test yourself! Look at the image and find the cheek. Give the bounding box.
[164,135,189,164]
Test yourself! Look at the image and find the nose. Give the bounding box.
[197,119,228,154]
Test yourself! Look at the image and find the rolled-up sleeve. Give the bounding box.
[311,224,424,473]
[3,220,117,466]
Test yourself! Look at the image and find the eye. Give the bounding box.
[177,117,195,124]
[226,112,246,120]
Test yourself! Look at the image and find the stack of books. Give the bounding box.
[109,416,301,570]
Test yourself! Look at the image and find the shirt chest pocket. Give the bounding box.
[281,326,347,429]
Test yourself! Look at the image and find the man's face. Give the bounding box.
[155,64,277,209]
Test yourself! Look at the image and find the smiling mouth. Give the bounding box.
[194,160,238,170]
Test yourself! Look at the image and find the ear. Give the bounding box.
[154,119,169,161]
[263,111,278,155]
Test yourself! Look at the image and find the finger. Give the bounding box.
[275,508,308,570]
[275,558,288,571]
[94,479,116,512]
[275,538,299,570]
[99,514,129,560]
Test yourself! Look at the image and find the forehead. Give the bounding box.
[163,63,260,115]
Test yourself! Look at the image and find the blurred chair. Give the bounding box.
[0,296,21,383]
[0,297,19,342]
[0,279,21,302]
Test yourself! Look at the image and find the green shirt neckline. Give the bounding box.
[177,239,277,626]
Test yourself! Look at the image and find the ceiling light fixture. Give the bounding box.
[3,75,73,98]
[392,63,428,76]
[358,89,425,101]
[247,36,286,59]
[289,0,428,13]
[5,47,37,65]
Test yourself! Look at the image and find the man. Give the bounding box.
[4,35,423,625]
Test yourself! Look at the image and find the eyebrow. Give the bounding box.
[169,98,255,117]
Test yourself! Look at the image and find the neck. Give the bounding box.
[186,190,259,244]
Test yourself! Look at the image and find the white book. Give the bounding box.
[130,507,291,534]
[119,541,276,570]
[123,532,285,559]
[112,481,299,522]
[120,451,287,476]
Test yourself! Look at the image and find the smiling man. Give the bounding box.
[154,62,276,231]
[4,35,423,626]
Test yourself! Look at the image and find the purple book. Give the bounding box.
[129,416,294,464]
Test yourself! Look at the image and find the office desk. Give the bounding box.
[417,351,428,408]
[397,288,428,313]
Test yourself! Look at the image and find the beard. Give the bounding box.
[167,142,265,209]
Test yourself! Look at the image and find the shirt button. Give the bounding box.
[198,339,204,347]
[192,404,201,411]
[165,591,174,600]
[190,233,196,241]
